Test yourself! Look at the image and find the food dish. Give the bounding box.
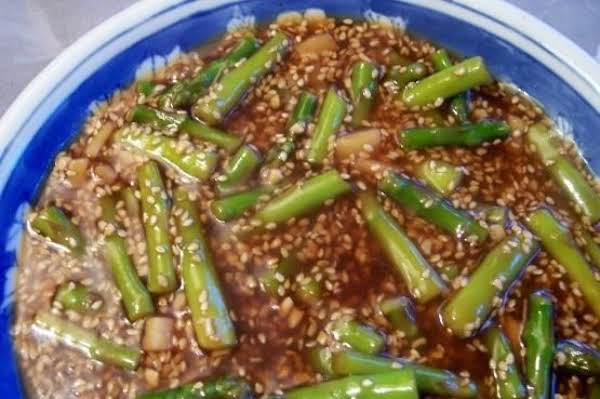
[1,1,600,398]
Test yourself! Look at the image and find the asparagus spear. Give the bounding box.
[387,63,427,92]
[174,187,236,349]
[211,187,271,222]
[431,49,469,123]
[120,186,141,219]
[34,312,141,370]
[282,370,418,399]
[307,88,348,164]
[349,61,378,127]
[527,123,600,224]
[216,144,262,194]
[137,162,177,294]
[379,296,419,339]
[179,119,243,153]
[101,195,155,321]
[556,340,600,377]
[522,290,555,399]
[159,36,260,110]
[402,56,493,107]
[193,32,290,125]
[54,282,103,314]
[330,350,479,398]
[118,126,217,181]
[525,208,600,318]
[378,172,488,243]
[261,91,318,185]
[330,319,385,355]
[483,326,527,399]
[130,105,186,131]
[440,234,539,338]
[397,121,510,150]
[416,160,464,195]
[138,376,253,399]
[254,170,351,225]
[358,192,447,303]
[308,346,334,377]
[30,206,85,256]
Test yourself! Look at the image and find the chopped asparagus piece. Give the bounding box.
[402,57,492,106]
[358,192,447,303]
[441,234,539,338]
[258,255,300,297]
[379,172,487,243]
[138,376,253,399]
[349,61,378,127]
[555,340,600,377]
[294,275,322,305]
[34,312,141,371]
[330,319,385,355]
[483,326,527,399]
[308,346,334,377]
[398,121,510,150]
[54,282,103,314]
[526,208,600,319]
[331,350,479,398]
[179,119,243,152]
[216,144,262,194]
[193,33,290,125]
[137,162,177,294]
[30,206,85,256]
[522,290,555,399]
[254,170,352,225]
[129,105,186,131]
[307,88,348,164]
[174,187,236,350]
[527,123,600,224]
[387,63,427,92]
[211,187,271,222]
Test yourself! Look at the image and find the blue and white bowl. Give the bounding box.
[1,0,599,395]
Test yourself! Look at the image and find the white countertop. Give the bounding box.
[1,0,599,114]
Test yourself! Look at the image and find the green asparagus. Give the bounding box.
[580,230,600,267]
[416,160,464,196]
[379,296,419,339]
[527,123,600,224]
[211,187,271,222]
[307,88,348,164]
[397,121,510,150]
[331,350,479,398]
[216,144,262,194]
[483,326,527,399]
[350,61,378,127]
[159,36,260,110]
[330,319,385,354]
[54,282,103,313]
[138,376,253,399]
[379,172,488,243]
[130,105,186,131]
[525,208,600,318]
[282,370,418,399]
[120,186,141,218]
[258,255,300,297]
[387,63,427,92]
[30,206,85,256]
[34,311,141,370]
[522,290,554,399]
[431,49,469,123]
[136,80,164,97]
[137,161,177,294]
[193,33,290,125]
[402,56,492,107]
[174,187,236,349]
[118,125,217,181]
[254,170,351,225]
[358,192,447,303]
[556,340,600,376]
[294,275,322,305]
[101,194,155,321]
[441,234,539,338]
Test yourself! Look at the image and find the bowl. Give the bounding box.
[1,0,599,396]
